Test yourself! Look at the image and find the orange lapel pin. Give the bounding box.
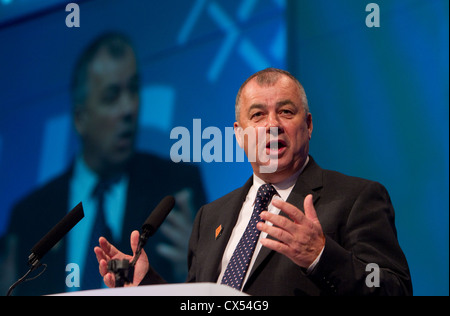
[215,225,223,240]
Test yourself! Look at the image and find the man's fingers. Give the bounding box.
[257,220,293,245]
[173,188,194,217]
[303,194,318,221]
[258,194,325,269]
[98,258,109,277]
[94,245,109,265]
[99,236,118,258]
[130,230,140,254]
[259,211,296,236]
[271,198,305,223]
[270,195,318,224]
[259,236,290,256]
[103,271,116,288]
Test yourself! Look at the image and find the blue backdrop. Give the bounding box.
[0,0,448,295]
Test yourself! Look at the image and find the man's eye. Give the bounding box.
[251,112,263,119]
[280,109,294,116]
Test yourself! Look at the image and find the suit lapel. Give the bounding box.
[205,177,254,281]
[246,157,323,283]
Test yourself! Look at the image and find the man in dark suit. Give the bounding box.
[96,68,412,295]
[2,32,205,295]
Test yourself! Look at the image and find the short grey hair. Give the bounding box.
[235,68,309,121]
[70,32,136,113]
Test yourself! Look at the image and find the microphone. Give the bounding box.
[137,195,176,252]
[108,195,175,286]
[28,202,85,269]
[6,202,84,296]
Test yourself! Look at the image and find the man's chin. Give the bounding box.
[108,150,134,168]
[252,157,279,174]
[255,153,300,175]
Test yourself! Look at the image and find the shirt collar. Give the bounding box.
[72,154,99,199]
[252,156,310,201]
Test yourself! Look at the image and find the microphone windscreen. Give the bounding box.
[142,195,175,236]
[30,202,84,261]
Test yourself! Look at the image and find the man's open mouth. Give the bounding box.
[119,129,134,139]
[116,129,135,148]
[266,139,287,152]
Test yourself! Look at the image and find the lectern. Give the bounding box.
[51,282,248,296]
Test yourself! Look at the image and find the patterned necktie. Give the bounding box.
[81,179,113,290]
[221,183,276,290]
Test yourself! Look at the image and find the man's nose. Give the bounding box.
[119,91,139,117]
[266,112,283,133]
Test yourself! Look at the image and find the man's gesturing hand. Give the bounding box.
[95,230,149,288]
[256,194,325,269]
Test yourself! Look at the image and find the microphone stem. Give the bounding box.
[6,263,46,296]
[6,268,32,296]
[129,246,142,267]
[130,230,150,267]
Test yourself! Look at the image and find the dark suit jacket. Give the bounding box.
[5,153,205,296]
[146,156,412,295]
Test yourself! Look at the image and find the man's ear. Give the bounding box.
[306,113,313,140]
[234,122,244,148]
